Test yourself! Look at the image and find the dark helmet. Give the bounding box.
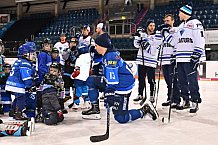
[51,47,59,53]
[43,38,52,44]
[3,63,11,68]
[50,62,61,72]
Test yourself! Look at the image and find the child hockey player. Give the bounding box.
[5,43,37,120]
[0,63,12,114]
[82,34,158,123]
[70,41,91,110]
[62,36,79,103]
[41,62,64,125]
[37,38,52,83]
[51,47,61,63]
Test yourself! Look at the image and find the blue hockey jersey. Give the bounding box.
[37,51,52,83]
[102,49,135,94]
[5,58,34,94]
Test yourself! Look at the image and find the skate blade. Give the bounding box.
[82,114,101,120]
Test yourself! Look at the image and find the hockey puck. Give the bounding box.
[161,117,165,123]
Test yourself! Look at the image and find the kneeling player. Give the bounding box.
[41,63,64,125]
[82,34,158,123]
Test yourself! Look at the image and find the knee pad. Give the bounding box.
[114,113,129,124]
[44,112,58,125]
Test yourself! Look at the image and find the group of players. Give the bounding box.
[133,2,205,114]
[0,2,205,136]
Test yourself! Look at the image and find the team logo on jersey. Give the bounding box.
[180,29,185,36]
[186,23,193,29]
[178,38,193,43]
[107,61,117,66]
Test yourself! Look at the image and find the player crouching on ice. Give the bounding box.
[82,34,158,123]
[5,43,37,120]
[41,62,64,125]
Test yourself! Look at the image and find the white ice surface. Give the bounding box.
[1,80,218,145]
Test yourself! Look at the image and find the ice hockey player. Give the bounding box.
[0,118,33,137]
[54,33,69,65]
[133,20,162,104]
[82,34,158,123]
[41,62,64,125]
[160,3,205,113]
[51,47,61,63]
[70,41,91,110]
[37,38,52,83]
[0,63,12,114]
[157,14,181,108]
[62,36,79,103]
[5,43,37,120]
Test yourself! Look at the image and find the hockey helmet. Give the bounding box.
[3,63,11,68]
[51,47,59,53]
[50,62,61,72]
[18,43,36,56]
[25,41,36,50]
[43,38,52,44]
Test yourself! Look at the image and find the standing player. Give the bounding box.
[159,14,181,108]
[133,20,162,103]
[54,33,69,65]
[163,3,205,113]
[82,34,158,123]
[37,38,52,83]
[5,43,37,120]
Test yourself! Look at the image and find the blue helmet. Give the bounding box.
[25,42,36,50]
[18,43,36,56]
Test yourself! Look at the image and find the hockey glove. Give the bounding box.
[190,52,201,70]
[104,88,115,107]
[71,66,80,78]
[25,86,36,92]
[57,110,64,122]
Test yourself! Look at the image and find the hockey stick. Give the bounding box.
[154,43,164,108]
[90,105,110,142]
[138,39,147,106]
[167,64,176,123]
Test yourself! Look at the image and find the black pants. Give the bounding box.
[162,64,180,103]
[138,64,155,97]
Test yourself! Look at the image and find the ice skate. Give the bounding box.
[140,100,158,120]
[82,103,101,120]
[133,95,143,104]
[162,100,171,106]
[189,102,199,113]
[176,100,190,110]
[149,95,155,104]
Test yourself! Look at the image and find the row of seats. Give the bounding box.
[138,0,218,29]
[34,8,100,43]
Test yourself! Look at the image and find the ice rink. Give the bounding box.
[1,80,218,145]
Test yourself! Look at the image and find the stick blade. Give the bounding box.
[90,134,109,142]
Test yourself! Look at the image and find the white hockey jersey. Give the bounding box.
[171,17,205,62]
[74,53,91,81]
[134,32,162,68]
[160,27,178,65]
[79,36,95,46]
[54,41,69,65]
